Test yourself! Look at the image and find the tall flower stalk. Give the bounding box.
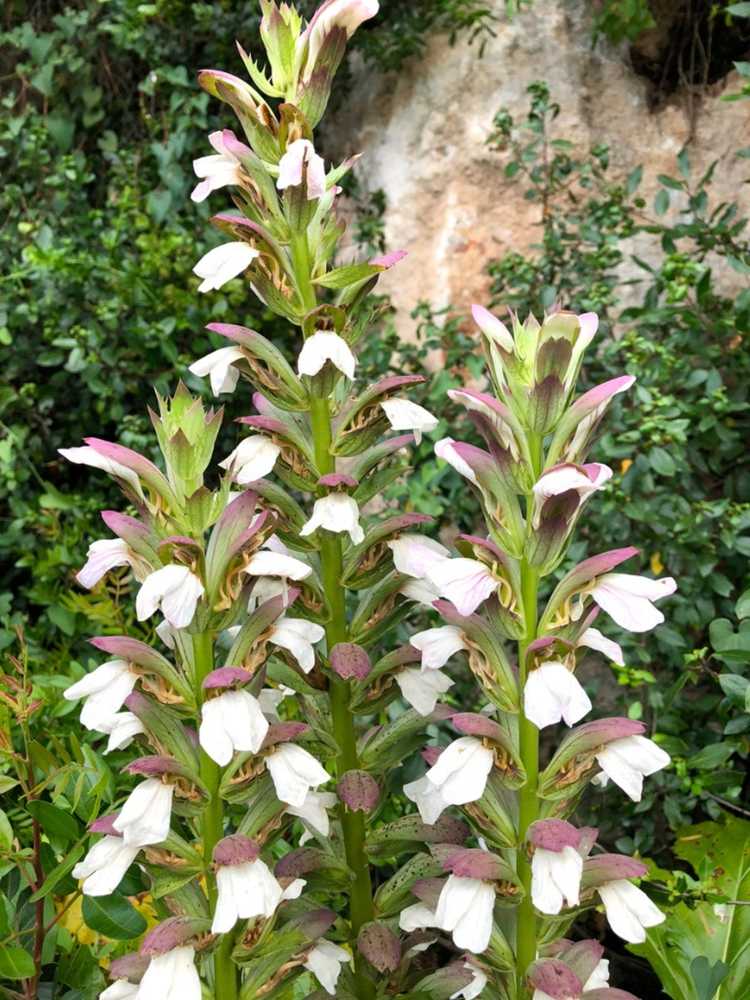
[60,3,676,998]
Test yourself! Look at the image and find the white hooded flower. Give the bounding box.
[388,534,449,579]
[191,130,244,203]
[303,939,351,995]
[584,959,610,989]
[137,946,201,1000]
[189,346,246,395]
[530,845,583,914]
[100,982,140,1000]
[435,875,495,954]
[597,879,665,943]
[302,0,380,79]
[219,435,281,484]
[113,778,174,847]
[578,626,624,665]
[99,712,146,753]
[472,304,514,351]
[277,139,326,199]
[450,960,489,1000]
[380,398,438,445]
[59,446,142,498]
[286,790,338,842]
[410,625,467,670]
[425,737,494,807]
[434,437,478,483]
[64,660,139,731]
[135,565,204,629]
[594,735,670,802]
[258,684,294,717]
[212,858,305,933]
[156,620,177,649]
[76,538,149,589]
[403,774,451,825]
[399,899,439,933]
[523,661,592,730]
[199,690,270,766]
[532,463,612,526]
[269,617,325,673]
[72,835,140,897]
[297,331,356,379]
[244,549,312,582]
[193,242,259,293]
[396,667,454,716]
[266,742,331,808]
[300,494,364,545]
[427,558,498,616]
[590,573,677,633]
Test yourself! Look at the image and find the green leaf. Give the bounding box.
[630,818,750,1000]
[691,956,729,1000]
[0,946,35,980]
[26,800,80,845]
[650,446,676,476]
[82,894,147,940]
[0,809,12,851]
[654,188,670,215]
[736,589,750,619]
[687,742,735,770]
[727,2,750,15]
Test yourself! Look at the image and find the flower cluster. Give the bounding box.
[61,3,674,998]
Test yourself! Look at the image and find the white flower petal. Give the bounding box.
[396,667,453,715]
[113,779,173,847]
[427,558,497,617]
[189,346,245,395]
[219,436,281,484]
[410,625,467,670]
[304,940,350,995]
[578,626,624,666]
[138,946,201,1000]
[135,565,204,629]
[435,438,477,484]
[388,534,450,578]
[267,743,331,808]
[73,836,140,897]
[300,494,364,545]
[598,879,664,943]
[523,661,592,729]
[403,774,448,825]
[193,242,259,293]
[297,331,356,379]
[425,737,493,805]
[381,398,438,445]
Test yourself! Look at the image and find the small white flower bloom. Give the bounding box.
[193,241,259,293]
[199,690,270,766]
[286,790,338,841]
[277,139,326,199]
[410,625,467,670]
[583,958,610,990]
[403,774,450,825]
[189,346,246,395]
[59,446,142,498]
[64,660,138,731]
[99,712,146,753]
[399,900,439,933]
[113,778,174,847]
[269,617,325,673]
[191,130,245,203]
[303,939,351,995]
[597,879,665,943]
[593,735,670,802]
[302,0,380,79]
[72,835,140,897]
[523,661,592,730]
[100,981,140,1000]
[530,845,583,914]
[244,550,312,581]
[297,331,356,379]
[135,565,204,630]
[300,494,364,545]
[137,945,201,1000]
[266,742,331,808]
[427,557,497,616]
[219,435,281,484]
[590,572,677,633]
[578,626,624,665]
[425,736,494,807]
[532,463,612,522]
[388,533,449,579]
[258,685,294,717]
[450,960,489,1000]
[434,438,477,483]
[156,619,176,649]
[396,667,454,716]
[380,398,438,445]
[212,858,305,933]
[435,875,495,954]
[76,538,149,589]
[399,577,443,607]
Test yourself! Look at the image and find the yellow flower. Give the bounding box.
[650,552,664,575]
[56,894,100,947]
[620,458,633,474]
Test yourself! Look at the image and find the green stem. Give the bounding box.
[516,433,543,996]
[310,394,376,997]
[194,631,238,1000]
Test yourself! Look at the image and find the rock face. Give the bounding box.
[326,1,750,335]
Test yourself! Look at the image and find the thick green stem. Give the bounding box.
[194,631,238,1000]
[516,433,543,995]
[310,394,376,996]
